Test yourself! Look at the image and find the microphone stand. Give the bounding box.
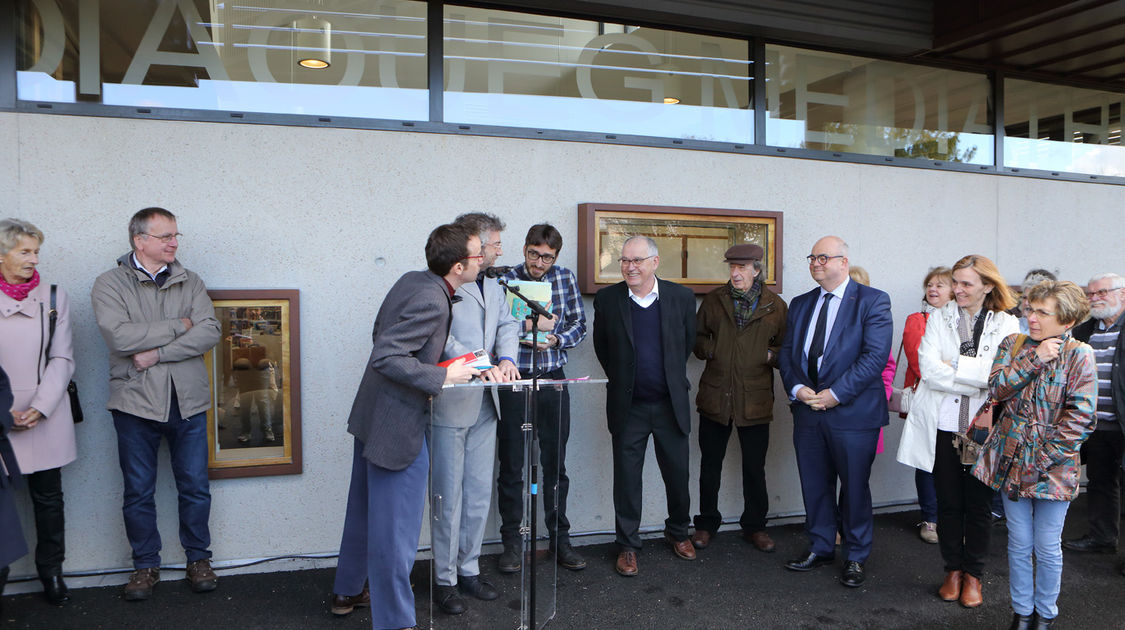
[495,277,552,630]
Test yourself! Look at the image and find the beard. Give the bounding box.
[1090,303,1122,321]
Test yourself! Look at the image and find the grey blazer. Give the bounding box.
[346,270,452,470]
[431,277,521,428]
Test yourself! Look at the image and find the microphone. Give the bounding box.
[483,265,513,279]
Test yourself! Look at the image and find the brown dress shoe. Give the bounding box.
[745,530,776,553]
[938,570,962,601]
[959,573,983,608]
[691,530,712,549]
[615,550,638,577]
[666,534,697,560]
[331,585,371,616]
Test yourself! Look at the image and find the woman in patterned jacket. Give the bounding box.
[972,281,1098,630]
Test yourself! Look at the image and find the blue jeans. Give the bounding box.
[915,468,937,522]
[112,396,211,569]
[1003,495,1070,619]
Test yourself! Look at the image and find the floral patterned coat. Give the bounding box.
[971,332,1097,501]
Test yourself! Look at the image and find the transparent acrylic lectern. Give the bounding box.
[426,376,605,630]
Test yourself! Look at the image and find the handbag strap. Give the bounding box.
[47,284,58,356]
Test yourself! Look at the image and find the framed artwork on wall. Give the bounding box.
[204,289,302,479]
[578,203,783,295]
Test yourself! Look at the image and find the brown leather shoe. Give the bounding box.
[666,534,697,560]
[745,530,776,553]
[186,559,218,593]
[615,550,638,577]
[331,585,370,616]
[123,567,160,601]
[959,573,982,608]
[691,530,712,549]
[938,570,962,602]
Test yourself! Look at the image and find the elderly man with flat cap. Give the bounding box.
[690,244,787,553]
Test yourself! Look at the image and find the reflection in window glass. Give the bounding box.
[16,0,427,120]
[443,5,752,142]
[765,45,993,164]
[1004,80,1124,177]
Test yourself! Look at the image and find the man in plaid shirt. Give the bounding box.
[497,224,588,573]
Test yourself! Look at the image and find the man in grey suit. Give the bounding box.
[429,213,520,615]
[330,223,479,630]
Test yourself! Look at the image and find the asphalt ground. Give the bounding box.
[2,494,1121,630]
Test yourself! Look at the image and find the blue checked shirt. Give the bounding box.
[502,263,587,373]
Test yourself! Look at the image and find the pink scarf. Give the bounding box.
[0,269,40,301]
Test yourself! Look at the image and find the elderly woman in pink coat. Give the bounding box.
[0,218,77,606]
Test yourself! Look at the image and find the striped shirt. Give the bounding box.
[1088,318,1121,428]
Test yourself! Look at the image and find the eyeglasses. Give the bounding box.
[142,232,182,243]
[483,240,502,250]
[1086,288,1121,299]
[461,255,484,262]
[807,254,843,265]
[525,250,556,264]
[619,255,655,267]
[1022,307,1056,319]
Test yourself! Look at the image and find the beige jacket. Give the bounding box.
[0,283,77,473]
[91,253,220,422]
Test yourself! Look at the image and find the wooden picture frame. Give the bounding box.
[204,289,302,479]
[578,203,783,295]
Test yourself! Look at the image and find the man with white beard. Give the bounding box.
[1062,273,1125,570]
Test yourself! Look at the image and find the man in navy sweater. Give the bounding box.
[593,236,697,577]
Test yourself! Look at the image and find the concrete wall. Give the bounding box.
[1,111,1120,579]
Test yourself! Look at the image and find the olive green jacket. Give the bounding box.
[693,282,787,426]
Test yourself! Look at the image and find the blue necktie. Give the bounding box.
[807,293,833,388]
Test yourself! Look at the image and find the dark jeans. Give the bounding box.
[933,430,993,578]
[112,393,211,569]
[612,397,690,550]
[694,418,769,533]
[1082,428,1124,544]
[915,468,938,523]
[496,367,571,545]
[25,467,65,574]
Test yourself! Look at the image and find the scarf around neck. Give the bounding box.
[730,280,762,329]
[0,269,39,301]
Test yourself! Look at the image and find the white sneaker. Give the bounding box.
[919,521,938,544]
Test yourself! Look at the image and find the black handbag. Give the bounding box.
[47,284,83,423]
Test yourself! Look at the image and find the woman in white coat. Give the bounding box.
[896,254,1019,610]
[0,219,77,606]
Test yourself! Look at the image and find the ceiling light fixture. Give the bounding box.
[294,17,331,69]
[663,97,680,104]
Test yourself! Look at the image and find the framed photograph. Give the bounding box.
[577,203,783,295]
[204,289,302,479]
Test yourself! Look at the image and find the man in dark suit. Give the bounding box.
[778,235,892,588]
[593,236,697,577]
[330,223,479,630]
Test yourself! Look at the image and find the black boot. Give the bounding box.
[38,568,70,606]
[1009,612,1035,630]
[1032,614,1055,630]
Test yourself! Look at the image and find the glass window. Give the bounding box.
[1004,80,1124,177]
[443,5,752,142]
[16,0,428,121]
[765,45,993,164]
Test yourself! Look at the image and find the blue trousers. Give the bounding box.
[793,421,879,563]
[334,437,428,630]
[112,398,211,569]
[1003,495,1070,619]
